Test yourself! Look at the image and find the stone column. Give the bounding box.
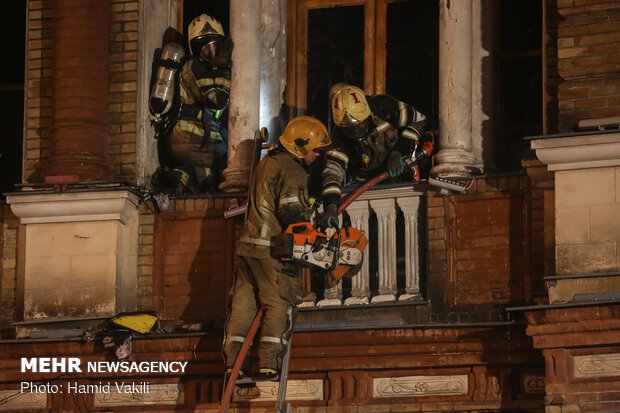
[344,200,371,305]
[220,0,262,192]
[471,0,495,172]
[44,0,112,181]
[396,197,421,301]
[432,0,476,178]
[136,0,177,186]
[260,0,287,141]
[370,199,397,303]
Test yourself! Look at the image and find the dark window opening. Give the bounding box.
[0,2,25,195]
[386,0,439,133]
[306,6,365,132]
[182,0,230,43]
[498,0,542,171]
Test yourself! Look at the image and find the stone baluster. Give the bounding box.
[369,199,397,303]
[396,197,421,301]
[344,200,371,305]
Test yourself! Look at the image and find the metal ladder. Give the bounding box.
[218,308,293,413]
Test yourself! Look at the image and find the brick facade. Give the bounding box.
[0,205,18,335]
[109,0,139,181]
[23,0,140,183]
[24,0,53,183]
[137,196,240,317]
[556,0,620,131]
[426,174,532,314]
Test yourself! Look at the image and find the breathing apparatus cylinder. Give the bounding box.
[149,42,185,124]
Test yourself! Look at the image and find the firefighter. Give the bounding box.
[158,14,232,193]
[321,84,427,227]
[223,116,331,380]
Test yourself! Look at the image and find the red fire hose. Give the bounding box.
[338,141,434,214]
[218,308,264,413]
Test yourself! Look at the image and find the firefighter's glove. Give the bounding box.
[386,151,405,178]
[322,203,339,229]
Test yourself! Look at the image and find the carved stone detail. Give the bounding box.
[574,353,620,378]
[94,383,183,406]
[232,379,323,402]
[0,392,47,410]
[523,375,545,393]
[373,375,468,398]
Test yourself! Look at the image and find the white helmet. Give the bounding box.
[188,14,225,60]
[332,85,371,128]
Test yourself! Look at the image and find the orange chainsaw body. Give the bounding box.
[282,222,368,280]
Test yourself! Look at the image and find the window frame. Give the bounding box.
[287,0,407,115]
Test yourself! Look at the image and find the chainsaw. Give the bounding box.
[272,142,434,280]
[272,222,368,280]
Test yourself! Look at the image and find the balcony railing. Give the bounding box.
[300,185,424,308]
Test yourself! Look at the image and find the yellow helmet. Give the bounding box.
[331,85,371,128]
[188,14,225,58]
[279,116,331,159]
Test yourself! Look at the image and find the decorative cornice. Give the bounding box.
[232,379,323,402]
[94,383,182,406]
[574,353,620,379]
[6,190,139,224]
[529,131,620,171]
[373,374,468,398]
[0,391,47,410]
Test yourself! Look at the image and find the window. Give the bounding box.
[0,3,25,195]
[498,0,542,171]
[290,0,439,133]
[181,0,230,38]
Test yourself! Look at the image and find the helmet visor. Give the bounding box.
[200,39,221,60]
[340,118,371,140]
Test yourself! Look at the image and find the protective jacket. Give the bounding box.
[236,148,313,258]
[224,147,310,371]
[322,94,426,206]
[165,56,231,189]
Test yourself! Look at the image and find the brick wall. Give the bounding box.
[24,0,140,183]
[544,0,561,134]
[109,0,139,181]
[523,159,556,296]
[556,0,620,131]
[427,175,531,313]
[0,204,19,335]
[139,196,240,326]
[24,0,53,183]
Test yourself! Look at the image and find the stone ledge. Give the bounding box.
[6,190,139,224]
[528,130,620,171]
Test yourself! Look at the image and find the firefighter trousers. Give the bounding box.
[223,255,302,371]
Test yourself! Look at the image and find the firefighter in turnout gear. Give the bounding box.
[223,116,331,380]
[156,14,232,193]
[321,84,427,227]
